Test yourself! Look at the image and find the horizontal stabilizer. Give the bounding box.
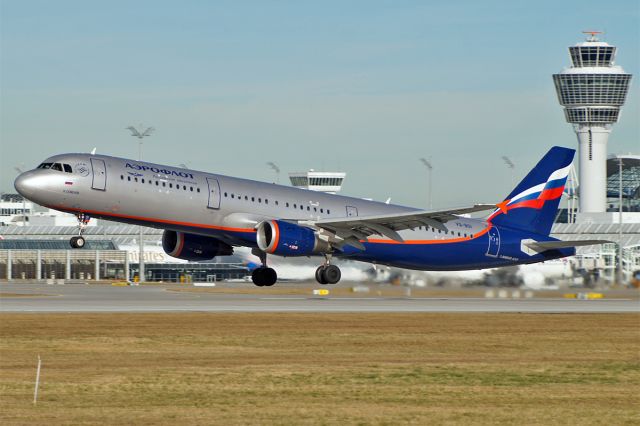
[523,239,612,254]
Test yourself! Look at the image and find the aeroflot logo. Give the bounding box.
[126,163,194,179]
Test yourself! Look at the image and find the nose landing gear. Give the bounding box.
[70,213,90,249]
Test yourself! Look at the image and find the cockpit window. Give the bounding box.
[37,163,53,169]
[51,163,63,172]
[63,164,72,173]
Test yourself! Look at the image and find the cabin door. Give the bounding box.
[90,158,106,191]
[206,178,221,209]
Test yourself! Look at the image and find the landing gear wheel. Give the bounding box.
[70,236,85,249]
[323,264,341,284]
[252,267,277,287]
[315,266,328,285]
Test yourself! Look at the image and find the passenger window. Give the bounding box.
[231,194,235,199]
[51,163,63,172]
[251,197,255,202]
[163,182,166,187]
[224,192,228,197]
[134,178,138,182]
[63,164,72,173]
[265,199,269,205]
[320,208,323,213]
[183,185,187,190]
[141,179,145,183]
[258,198,262,203]
[293,204,297,208]
[121,175,124,180]
[300,205,303,210]
[245,196,248,200]
[128,176,131,181]
[190,187,193,192]
[327,209,330,214]
[307,206,310,211]
[156,181,159,186]
[286,203,290,208]
[197,188,200,193]
[169,183,172,188]
[275,201,279,206]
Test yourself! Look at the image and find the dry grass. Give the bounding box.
[1,313,639,425]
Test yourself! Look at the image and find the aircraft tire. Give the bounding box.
[322,265,341,284]
[263,268,277,286]
[315,266,328,285]
[70,236,85,249]
[252,268,265,286]
[252,267,277,286]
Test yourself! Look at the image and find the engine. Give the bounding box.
[162,230,233,261]
[256,220,330,256]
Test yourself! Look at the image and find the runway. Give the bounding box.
[1,282,638,313]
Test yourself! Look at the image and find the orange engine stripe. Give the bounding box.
[269,220,280,254]
[175,232,185,257]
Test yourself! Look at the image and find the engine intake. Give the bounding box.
[256,220,330,256]
[162,230,233,261]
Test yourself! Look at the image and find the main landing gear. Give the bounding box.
[251,250,277,287]
[315,255,341,285]
[70,213,90,249]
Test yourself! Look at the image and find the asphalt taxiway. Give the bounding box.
[1,282,638,313]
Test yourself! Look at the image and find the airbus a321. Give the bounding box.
[14,146,604,286]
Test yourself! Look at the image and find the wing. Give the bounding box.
[523,239,612,254]
[311,204,496,250]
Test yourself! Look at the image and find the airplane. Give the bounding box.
[14,146,607,287]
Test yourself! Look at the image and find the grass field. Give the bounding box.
[1,313,638,425]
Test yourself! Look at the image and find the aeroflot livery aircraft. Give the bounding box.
[14,146,604,286]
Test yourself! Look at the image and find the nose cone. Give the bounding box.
[14,171,37,199]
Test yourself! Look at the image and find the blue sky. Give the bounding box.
[1,1,638,208]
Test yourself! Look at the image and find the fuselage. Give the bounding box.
[14,153,573,271]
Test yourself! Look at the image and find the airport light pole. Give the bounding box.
[267,162,280,184]
[617,157,624,286]
[419,158,433,210]
[127,125,155,283]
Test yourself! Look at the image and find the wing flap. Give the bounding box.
[313,204,496,247]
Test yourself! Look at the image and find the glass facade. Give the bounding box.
[564,107,619,124]
[553,74,632,107]
[606,158,640,212]
[569,46,615,67]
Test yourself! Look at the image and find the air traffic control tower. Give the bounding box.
[553,32,632,213]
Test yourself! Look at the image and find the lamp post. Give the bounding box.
[266,162,280,184]
[617,157,624,286]
[419,158,433,210]
[127,125,154,283]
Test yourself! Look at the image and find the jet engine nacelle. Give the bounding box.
[256,220,330,256]
[162,230,233,261]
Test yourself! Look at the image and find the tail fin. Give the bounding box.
[488,146,575,236]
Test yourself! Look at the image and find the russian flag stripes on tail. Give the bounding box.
[489,146,575,236]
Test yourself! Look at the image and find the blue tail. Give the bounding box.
[488,146,575,236]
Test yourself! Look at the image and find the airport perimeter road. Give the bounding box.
[1,282,638,313]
